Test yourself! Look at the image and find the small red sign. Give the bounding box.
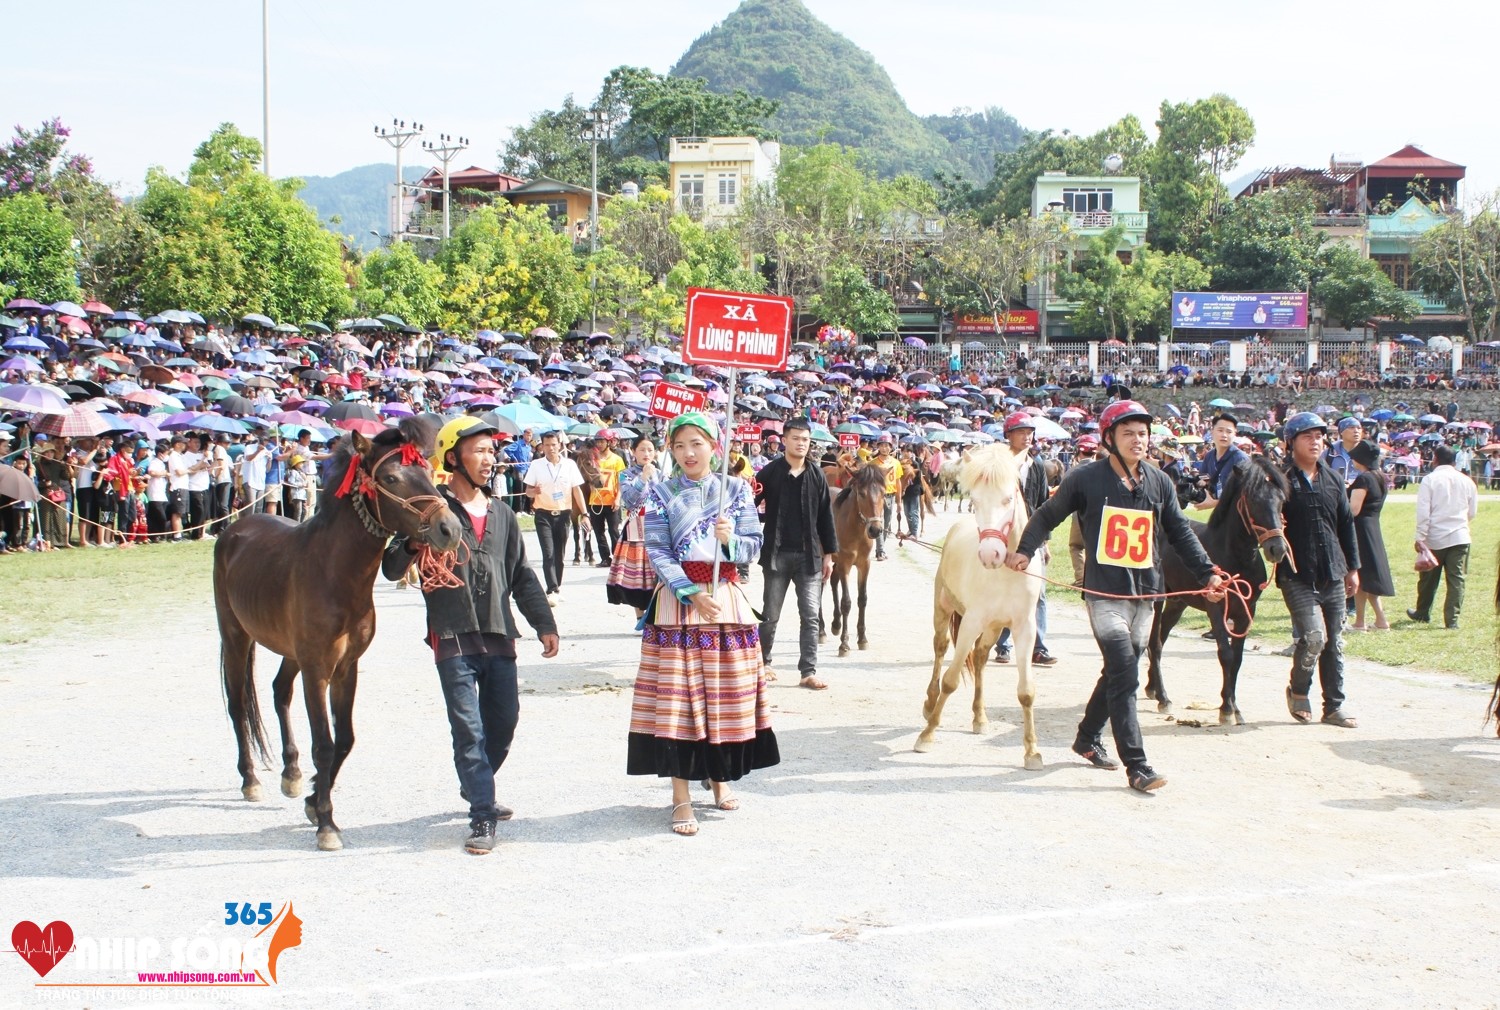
[682,288,794,371]
[648,382,708,419]
[734,424,762,442]
[838,432,860,449]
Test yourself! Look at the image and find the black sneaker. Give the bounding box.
[1128,766,1167,792]
[1406,609,1429,623]
[1072,739,1119,770]
[1031,650,1058,667]
[994,647,1012,664]
[465,819,498,854]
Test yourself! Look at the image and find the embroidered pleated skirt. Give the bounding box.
[606,509,657,609]
[627,581,780,781]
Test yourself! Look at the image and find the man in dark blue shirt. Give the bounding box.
[1196,413,1247,512]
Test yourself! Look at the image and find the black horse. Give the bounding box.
[1145,456,1291,725]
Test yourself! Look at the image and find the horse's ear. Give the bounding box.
[349,430,373,456]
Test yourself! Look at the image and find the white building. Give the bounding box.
[668,136,780,223]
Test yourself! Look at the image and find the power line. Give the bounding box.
[373,120,424,242]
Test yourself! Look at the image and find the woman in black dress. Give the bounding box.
[1348,440,1394,630]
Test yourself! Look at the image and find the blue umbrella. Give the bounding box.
[107,311,143,323]
[494,400,564,430]
[4,335,49,352]
[1370,409,1395,421]
[121,334,154,348]
[765,393,794,409]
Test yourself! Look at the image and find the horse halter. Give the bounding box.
[336,443,449,539]
[976,492,1022,551]
[1235,491,1298,577]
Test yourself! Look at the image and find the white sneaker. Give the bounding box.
[546,592,559,608]
[552,591,563,605]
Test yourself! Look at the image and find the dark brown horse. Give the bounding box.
[1145,456,1291,725]
[820,463,886,656]
[214,420,461,850]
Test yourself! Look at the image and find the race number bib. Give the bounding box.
[1095,505,1154,569]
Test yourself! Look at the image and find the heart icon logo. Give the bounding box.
[11,920,73,978]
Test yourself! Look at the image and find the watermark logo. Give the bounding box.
[8,901,303,989]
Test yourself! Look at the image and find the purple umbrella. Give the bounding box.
[2,356,43,373]
[903,336,927,347]
[0,382,70,414]
[379,402,415,417]
[4,298,47,312]
[4,334,49,352]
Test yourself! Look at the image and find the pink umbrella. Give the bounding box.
[32,404,116,437]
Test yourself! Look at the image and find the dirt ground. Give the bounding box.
[2,509,1498,1010]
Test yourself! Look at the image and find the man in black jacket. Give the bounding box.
[756,417,838,690]
[1277,412,1360,728]
[382,416,559,854]
[994,412,1057,667]
[1007,401,1223,793]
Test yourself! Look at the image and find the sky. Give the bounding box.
[8,0,1497,199]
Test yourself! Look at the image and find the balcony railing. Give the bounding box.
[1051,210,1148,231]
[1313,213,1367,228]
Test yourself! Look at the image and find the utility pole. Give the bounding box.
[261,0,270,175]
[374,119,424,242]
[420,134,468,240]
[583,106,604,330]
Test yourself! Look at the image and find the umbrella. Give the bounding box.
[32,404,115,437]
[50,300,87,318]
[241,313,275,328]
[1207,398,1234,409]
[379,401,415,417]
[218,394,258,414]
[903,336,927,347]
[475,411,524,437]
[375,314,407,329]
[0,383,71,414]
[4,335,49,352]
[301,321,332,335]
[332,417,387,436]
[1419,413,1447,424]
[2,355,43,373]
[322,402,381,423]
[494,400,563,431]
[5,298,48,311]
[0,466,40,502]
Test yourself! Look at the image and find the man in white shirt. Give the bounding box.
[1408,445,1479,629]
[239,435,269,513]
[184,435,212,540]
[521,430,586,605]
[165,435,192,541]
[145,441,170,542]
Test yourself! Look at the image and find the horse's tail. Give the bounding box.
[222,639,273,765]
[949,610,974,686]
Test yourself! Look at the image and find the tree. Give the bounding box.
[1413,192,1500,341]
[808,257,897,335]
[355,242,445,327]
[1149,95,1256,253]
[434,202,587,332]
[1313,243,1419,329]
[927,215,1059,336]
[1206,183,1322,293]
[1057,232,1212,339]
[1132,247,1212,334]
[0,193,80,303]
[500,96,595,188]
[975,116,1153,222]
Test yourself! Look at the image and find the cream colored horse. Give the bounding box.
[915,444,1044,768]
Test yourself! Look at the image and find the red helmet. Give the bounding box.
[1098,399,1153,434]
[1002,411,1037,434]
[1076,435,1099,453]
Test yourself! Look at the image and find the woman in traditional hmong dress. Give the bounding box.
[626,413,779,836]
[606,435,661,618]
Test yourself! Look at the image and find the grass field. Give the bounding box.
[1045,501,1500,682]
[2,540,217,646]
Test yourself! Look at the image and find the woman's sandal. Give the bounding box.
[1286,687,1313,724]
[670,802,698,836]
[701,779,740,811]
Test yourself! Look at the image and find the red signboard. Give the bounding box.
[734,424,762,443]
[648,381,708,419]
[682,288,794,371]
[837,432,860,449]
[954,310,1039,335]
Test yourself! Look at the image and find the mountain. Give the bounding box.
[294,163,429,251]
[670,0,1021,180]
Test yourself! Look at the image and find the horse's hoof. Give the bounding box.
[1233,710,1245,727]
[972,720,987,734]
[242,784,264,803]
[304,798,318,825]
[1023,753,1044,771]
[913,737,933,753]
[1156,700,1172,714]
[838,646,850,657]
[818,633,827,644]
[316,830,343,852]
[857,642,868,651]
[281,776,303,798]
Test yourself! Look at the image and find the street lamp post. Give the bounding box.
[261,0,270,175]
[583,106,605,330]
[374,120,424,242]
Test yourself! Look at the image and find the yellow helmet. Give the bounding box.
[431,415,500,473]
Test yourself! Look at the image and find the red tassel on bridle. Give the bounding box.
[333,456,361,499]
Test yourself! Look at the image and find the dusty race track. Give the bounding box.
[2,509,1498,1010]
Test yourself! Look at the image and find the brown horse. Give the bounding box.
[820,463,886,656]
[214,420,461,851]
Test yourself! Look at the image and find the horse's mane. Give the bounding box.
[834,462,885,505]
[1206,455,1289,530]
[958,444,1019,494]
[316,417,437,515]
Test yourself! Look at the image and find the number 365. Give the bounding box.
[224,902,273,926]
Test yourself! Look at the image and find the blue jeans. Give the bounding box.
[435,651,519,823]
[760,553,823,678]
[996,588,1049,655]
[902,495,921,538]
[1079,597,1154,773]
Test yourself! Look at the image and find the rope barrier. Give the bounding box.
[47,487,275,540]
